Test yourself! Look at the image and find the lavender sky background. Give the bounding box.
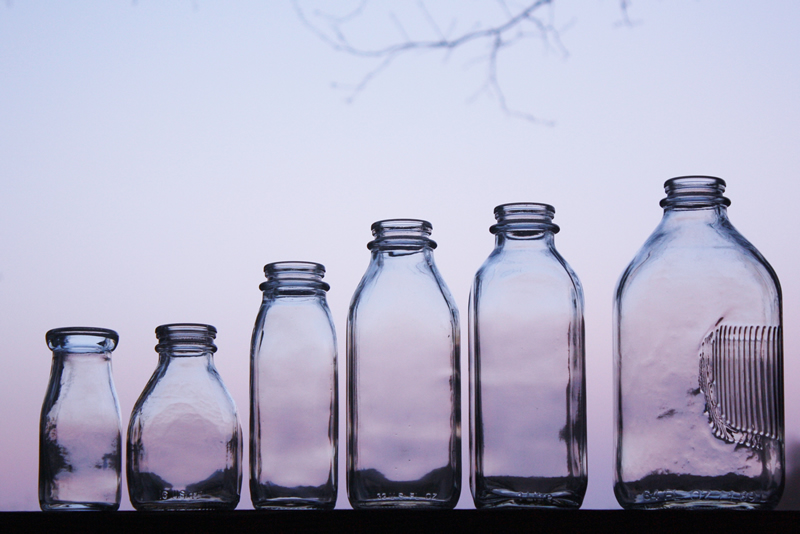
[1,1,799,510]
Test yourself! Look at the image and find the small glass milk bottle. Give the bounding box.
[614,176,784,509]
[470,203,587,508]
[347,219,461,509]
[39,327,122,511]
[127,324,242,510]
[250,262,338,509]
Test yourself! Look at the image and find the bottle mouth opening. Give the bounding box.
[368,218,437,250]
[490,202,560,234]
[261,261,330,292]
[660,176,731,208]
[155,323,217,354]
[46,327,119,353]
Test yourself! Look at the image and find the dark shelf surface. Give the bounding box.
[2,509,799,533]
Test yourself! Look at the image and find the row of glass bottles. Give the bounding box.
[39,176,784,511]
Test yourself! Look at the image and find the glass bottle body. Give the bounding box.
[614,177,784,509]
[347,220,461,509]
[39,327,122,511]
[470,204,587,509]
[127,324,242,511]
[250,262,338,509]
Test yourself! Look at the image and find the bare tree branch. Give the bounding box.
[293,1,632,125]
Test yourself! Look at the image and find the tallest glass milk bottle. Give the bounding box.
[614,176,784,509]
[347,219,461,509]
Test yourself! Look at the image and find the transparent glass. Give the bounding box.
[39,327,122,511]
[470,204,587,509]
[614,176,784,509]
[127,323,242,510]
[250,262,338,509]
[347,219,461,509]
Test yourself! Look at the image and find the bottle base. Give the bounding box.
[40,501,120,512]
[350,497,456,510]
[131,500,239,511]
[253,498,335,510]
[473,476,586,509]
[614,479,781,510]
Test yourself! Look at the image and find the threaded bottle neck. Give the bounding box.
[490,203,560,237]
[367,219,437,251]
[660,176,731,209]
[155,323,217,356]
[259,261,330,293]
[46,327,118,354]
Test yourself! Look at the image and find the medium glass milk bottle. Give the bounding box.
[470,204,587,508]
[127,324,242,510]
[250,262,338,509]
[614,176,784,509]
[347,219,461,509]
[39,327,122,511]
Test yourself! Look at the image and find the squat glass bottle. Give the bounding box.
[250,262,338,509]
[470,203,587,508]
[614,177,784,509]
[39,327,122,511]
[127,323,242,510]
[347,219,461,509]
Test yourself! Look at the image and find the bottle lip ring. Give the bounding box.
[491,202,560,234]
[46,327,119,352]
[368,218,437,250]
[261,261,330,292]
[264,261,326,274]
[155,323,218,354]
[661,176,731,208]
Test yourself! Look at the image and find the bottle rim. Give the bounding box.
[661,176,731,208]
[261,261,330,292]
[368,218,437,250]
[46,326,119,353]
[490,202,560,234]
[155,323,217,354]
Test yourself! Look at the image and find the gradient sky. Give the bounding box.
[2,1,799,510]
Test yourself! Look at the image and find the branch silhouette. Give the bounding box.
[293,0,572,125]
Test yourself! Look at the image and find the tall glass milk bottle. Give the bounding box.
[470,204,587,509]
[614,177,784,509]
[347,219,461,509]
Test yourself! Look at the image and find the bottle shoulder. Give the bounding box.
[616,216,780,303]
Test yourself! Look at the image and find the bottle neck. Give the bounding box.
[368,219,437,253]
[490,203,559,248]
[260,261,330,297]
[155,323,217,358]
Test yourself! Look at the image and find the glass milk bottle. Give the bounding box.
[127,323,242,510]
[470,203,587,508]
[347,219,461,509]
[39,327,122,511]
[250,262,338,509]
[614,176,784,509]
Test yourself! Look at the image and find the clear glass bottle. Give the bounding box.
[127,323,242,510]
[614,176,784,509]
[347,219,461,509]
[39,327,122,511]
[250,262,338,509]
[470,203,587,509]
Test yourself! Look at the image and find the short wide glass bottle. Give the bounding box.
[470,204,587,508]
[614,177,784,509]
[347,219,461,509]
[39,327,122,511]
[250,262,338,509]
[127,324,243,510]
